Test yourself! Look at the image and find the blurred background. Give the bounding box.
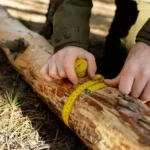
[0,0,115,41]
[0,0,115,150]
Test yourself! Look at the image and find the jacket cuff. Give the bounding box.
[53,42,83,53]
[136,18,150,46]
[51,27,89,52]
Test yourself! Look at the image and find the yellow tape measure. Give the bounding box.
[62,58,106,127]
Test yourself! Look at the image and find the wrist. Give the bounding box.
[54,42,86,53]
[135,42,150,49]
[136,18,150,47]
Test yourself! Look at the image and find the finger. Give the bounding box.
[55,57,67,78]
[85,53,97,79]
[74,51,96,79]
[119,74,134,95]
[64,56,78,84]
[140,81,150,101]
[104,75,120,88]
[40,63,53,81]
[130,75,147,98]
[48,60,62,80]
[57,63,67,78]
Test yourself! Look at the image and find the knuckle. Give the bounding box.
[40,69,45,75]
[139,70,149,76]
[54,52,59,58]
[66,48,73,54]
[127,64,135,71]
[126,63,136,73]
[88,53,95,60]
[55,51,62,58]
[64,63,71,70]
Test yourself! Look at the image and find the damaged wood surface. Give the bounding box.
[0,8,150,150]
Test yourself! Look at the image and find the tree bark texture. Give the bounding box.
[0,8,150,150]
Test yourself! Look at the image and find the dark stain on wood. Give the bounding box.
[56,79,73,98]
[103,88,113,94]
[90,93,114,108]
[116,94,150,145]
[84,97,103,111]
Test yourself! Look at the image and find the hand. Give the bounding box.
[105,42,150,102]
[40,46,97,84]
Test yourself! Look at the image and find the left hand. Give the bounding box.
[105,42,150,103]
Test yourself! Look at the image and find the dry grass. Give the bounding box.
[0,0,115,149]
[0,0,87,147]
[0,51,87,150]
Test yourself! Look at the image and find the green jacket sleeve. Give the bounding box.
[50,0,93,53]
[136,18,150,46]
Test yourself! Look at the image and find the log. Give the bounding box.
[0,8,150,150]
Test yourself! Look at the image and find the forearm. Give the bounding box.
[50,0,93,52]
[136,18,150,46]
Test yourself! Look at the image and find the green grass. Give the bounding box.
[0,50,87,150]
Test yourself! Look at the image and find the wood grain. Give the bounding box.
[0,8,150,150]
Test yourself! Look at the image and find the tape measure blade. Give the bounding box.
[62,73,106,127]
[87,82,106,92]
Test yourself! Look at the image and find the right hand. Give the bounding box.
[40,46,97,84]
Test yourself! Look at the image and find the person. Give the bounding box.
[40,0,150,104]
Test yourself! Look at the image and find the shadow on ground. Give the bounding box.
[0,49,87,150]
[0,0,127,149]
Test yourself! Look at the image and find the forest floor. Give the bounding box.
[0,0,115,149]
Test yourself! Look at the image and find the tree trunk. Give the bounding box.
[0,8,150,150]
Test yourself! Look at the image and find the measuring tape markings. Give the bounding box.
[62,59,107,127]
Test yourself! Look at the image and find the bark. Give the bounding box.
[0,8,150,150]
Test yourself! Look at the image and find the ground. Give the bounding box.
[0,0,115,149]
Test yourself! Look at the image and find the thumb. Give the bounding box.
[104,75,120,88]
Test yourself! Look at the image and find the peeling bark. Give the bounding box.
[0,8,150,150]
